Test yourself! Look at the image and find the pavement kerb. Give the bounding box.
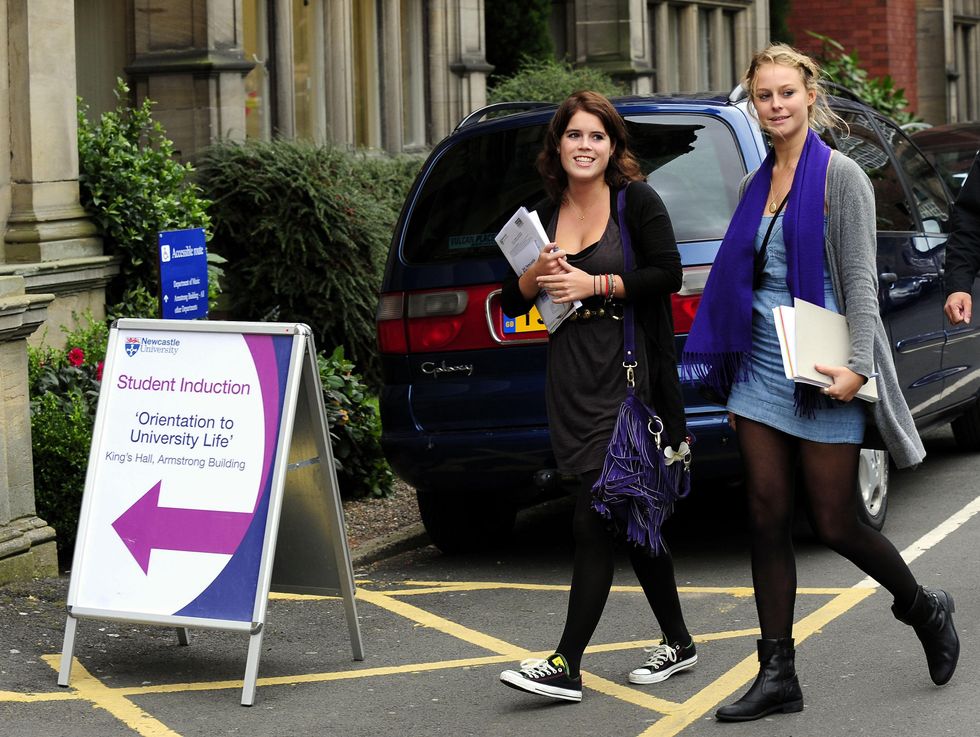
[348,494,578,568]
[349,522,431,568]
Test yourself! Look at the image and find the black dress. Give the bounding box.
[545,212,650,474]
[500,182,687,466]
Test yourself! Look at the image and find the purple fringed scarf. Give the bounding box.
[681,129,832,407]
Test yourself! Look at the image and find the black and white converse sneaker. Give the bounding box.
[628,640,698,684]
[499,653,582,702]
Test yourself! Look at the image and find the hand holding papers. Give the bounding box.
[772,297,879,403]
[495,207,580,333]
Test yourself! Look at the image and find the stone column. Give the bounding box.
[3,0,118,336]
[127,0,252,160]
[379,0,404,153]
[0,276,57,584]
[325,0,355,147]
[5,0,102,265]
[428,0,491,142]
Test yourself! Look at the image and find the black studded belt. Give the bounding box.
[569,301,624,321]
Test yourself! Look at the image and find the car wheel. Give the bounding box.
[951,398,980,451]
[856,448,889,531]
[416,487,517,554]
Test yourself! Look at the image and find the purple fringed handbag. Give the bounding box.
[590,188,693,555]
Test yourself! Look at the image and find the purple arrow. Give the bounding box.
[111,481,253,574]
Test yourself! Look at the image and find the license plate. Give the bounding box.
[503,305,547,334]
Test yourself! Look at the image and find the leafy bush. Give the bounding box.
[318,346,394,499]
[198,140,421,386]
[809,32,918,125]
[489,57,627,105]
[77,79,213,311]
[486,0,554,81]
[28,316,109,558]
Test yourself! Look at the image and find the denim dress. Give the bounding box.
[726,214,866,443]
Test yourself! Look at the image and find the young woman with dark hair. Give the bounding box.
[497,91,696,703]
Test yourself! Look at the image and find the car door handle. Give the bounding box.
[879,272,898,284]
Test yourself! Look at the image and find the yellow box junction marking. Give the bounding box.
[1,582,872,737]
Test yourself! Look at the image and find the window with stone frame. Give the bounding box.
[243,0,272,141]
[647,0,747,93]
[293,0,327,142]
[400,0,428,150]
[954,18,979,122]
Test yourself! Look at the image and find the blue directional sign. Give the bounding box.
[158,228,209,320]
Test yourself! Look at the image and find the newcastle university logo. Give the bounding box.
[125,337,141,357]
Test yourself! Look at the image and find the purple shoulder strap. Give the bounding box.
[616,187,637,369]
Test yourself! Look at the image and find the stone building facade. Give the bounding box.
[29,0,955,584]
[550,0,768,96]
[0,0,785,584]
[786,0,978,126]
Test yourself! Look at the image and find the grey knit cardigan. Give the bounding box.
[742,151,926,468]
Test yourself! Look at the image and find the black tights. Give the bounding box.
[735,416,918,639]
[555,469,690,677]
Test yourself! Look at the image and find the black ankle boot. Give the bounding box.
[715,638,803,722]
[892,585,959,685]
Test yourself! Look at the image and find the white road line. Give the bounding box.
[856,493,980,588]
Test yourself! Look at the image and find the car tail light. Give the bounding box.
[377,285,503,354]
[671,265,710,334]
[376,293,408,353]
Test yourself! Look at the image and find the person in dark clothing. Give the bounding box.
[496,91,696,703]
[944,152,980,325]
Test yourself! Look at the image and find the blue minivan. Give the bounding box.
[376,91,980,552]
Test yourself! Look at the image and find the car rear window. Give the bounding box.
[402,112,746,264]
[627,114,745,242]
[402,124,548,264]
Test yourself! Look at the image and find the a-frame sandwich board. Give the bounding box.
[58,319,363,705]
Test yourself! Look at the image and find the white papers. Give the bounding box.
[495,207,580,333]
[772,297,878,403]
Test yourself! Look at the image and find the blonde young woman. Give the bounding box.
[682,45,959,721]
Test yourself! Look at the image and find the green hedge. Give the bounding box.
[198,140,421,387]
[489,58,626,105]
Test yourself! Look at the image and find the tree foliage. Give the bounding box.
[489,58,626,105]
[486,0,554,81]
[76,79,212,312]
[810,32,918,125]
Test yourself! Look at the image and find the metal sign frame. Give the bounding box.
[57,319,363,705]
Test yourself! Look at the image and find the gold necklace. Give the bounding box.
[566,188,606,221]
[769,166,795,213]
[565,194,587,221]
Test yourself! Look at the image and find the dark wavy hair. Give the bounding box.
[536,90,643,203]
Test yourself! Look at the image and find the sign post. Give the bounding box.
[57,319,363,705]
[158,228,209,320]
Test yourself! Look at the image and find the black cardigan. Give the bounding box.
[500,181,688,444]
[946,153,980,296]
